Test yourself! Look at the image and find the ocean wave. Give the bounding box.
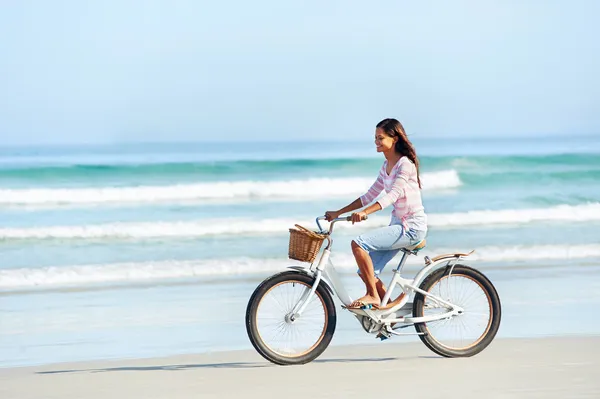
[1,203,599,240]
[4,153,599,176]
[0,157,380,175]
[0,170,460,207]
[2,243,599,290]
[428,203,600,227]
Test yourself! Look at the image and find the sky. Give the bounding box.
[1,0,599,145]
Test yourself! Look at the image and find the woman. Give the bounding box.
[324,118,427,310]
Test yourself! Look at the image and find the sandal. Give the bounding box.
[342,301,380,310]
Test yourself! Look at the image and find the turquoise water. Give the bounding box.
[1,135,600,367]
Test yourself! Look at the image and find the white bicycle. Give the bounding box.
[245,215,501,365]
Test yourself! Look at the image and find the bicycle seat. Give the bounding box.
[405,239,426,252]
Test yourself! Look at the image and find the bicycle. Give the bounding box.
[245,215,501,365]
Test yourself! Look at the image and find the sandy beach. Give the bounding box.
[1,336,598,399]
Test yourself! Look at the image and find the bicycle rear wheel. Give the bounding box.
[413,265,501,357]
[245,271,336,365]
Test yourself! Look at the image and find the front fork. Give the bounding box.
[290,271,323,319]
[290,249,334,318]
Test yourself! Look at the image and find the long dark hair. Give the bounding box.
[376,118,421,188]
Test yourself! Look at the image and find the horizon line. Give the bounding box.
[0,131,598,150]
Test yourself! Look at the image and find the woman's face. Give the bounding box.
[374,128,397,153]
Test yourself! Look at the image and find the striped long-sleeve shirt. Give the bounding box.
[359,156,427,231]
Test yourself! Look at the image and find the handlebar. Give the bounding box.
[315,214,368,235]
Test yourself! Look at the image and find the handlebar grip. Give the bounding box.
[319,214,368,222]
[345,214,368,221]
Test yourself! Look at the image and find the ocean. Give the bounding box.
[2,135,600,367]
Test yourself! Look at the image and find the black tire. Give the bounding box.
[245,271,337,365]
[413,265,501,357]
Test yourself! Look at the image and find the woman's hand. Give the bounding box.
[351,211,368,224]
[324,211,341,222]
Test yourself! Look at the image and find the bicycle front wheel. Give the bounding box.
[245,271,336,365]
[413,265,501,357]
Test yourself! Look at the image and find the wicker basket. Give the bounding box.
[288,224,326,263]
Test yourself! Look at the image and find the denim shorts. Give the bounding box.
[353,214,427,276]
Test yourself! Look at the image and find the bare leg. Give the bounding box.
[378,292,406,310]
[358,273,388,303]
[349,240,380,308]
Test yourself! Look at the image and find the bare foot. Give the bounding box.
[348,294,381,309]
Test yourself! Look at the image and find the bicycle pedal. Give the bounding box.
[376,329,392,341]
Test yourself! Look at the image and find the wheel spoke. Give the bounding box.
[421,273,494,352]
[255,279,327,358]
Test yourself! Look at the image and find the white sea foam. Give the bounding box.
[1,203,598,240]
[0,170,460,207]
[1,243,599,290]
[427,203,600,227]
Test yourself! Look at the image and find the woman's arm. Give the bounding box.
[337,171,386,214]
[325,169,385,221]
[377,159,411,209]
[336,198,364,215]
[327,197,382,224]
[359,173,384,206]
[349,200,382,224]
[325,197,362,220]
[326,175,385,221]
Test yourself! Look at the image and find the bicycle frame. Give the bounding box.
[290,216,468,329]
